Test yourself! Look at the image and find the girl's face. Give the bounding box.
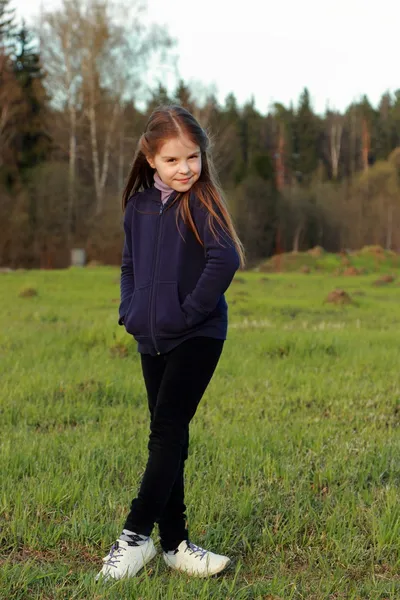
[147,134,202,193]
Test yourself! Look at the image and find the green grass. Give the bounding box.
[1,267,399,599]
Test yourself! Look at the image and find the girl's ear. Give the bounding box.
[146,155,155,169]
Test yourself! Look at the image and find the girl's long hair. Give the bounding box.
[122,105,245,268]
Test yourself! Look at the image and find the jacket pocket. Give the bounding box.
[124,285,151,338]
[155,281,187,337]
[118,296,132,325]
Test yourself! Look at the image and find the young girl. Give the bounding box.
[96,105,245,581]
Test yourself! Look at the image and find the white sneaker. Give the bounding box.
[95,537,157,581]
[163,540,231,577]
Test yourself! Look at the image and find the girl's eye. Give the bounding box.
[167,159,176,163]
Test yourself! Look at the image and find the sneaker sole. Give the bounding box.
[95,545,158,582]
[163,555,231,578]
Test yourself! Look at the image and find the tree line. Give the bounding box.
[1,0,400,268]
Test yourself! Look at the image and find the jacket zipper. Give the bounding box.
[149,201,165,354]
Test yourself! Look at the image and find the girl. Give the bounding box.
[96,105,245,581]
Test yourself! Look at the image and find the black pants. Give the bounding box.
[123,336,224,552]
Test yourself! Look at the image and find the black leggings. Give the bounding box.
[123,336,224,551]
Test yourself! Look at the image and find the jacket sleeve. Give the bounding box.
[181,197,240,327]
[118,200,135,326]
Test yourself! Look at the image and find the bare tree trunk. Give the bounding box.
[118,122,124,193]
[87,105,102,212]
[87,100,120,215]
[362,118,370,172]
[330,123,342,180]
[275,125,285,191]
[99,102,120,197]
[292,222,303,253]
[41,14,81,249]
[67,104,76,247]
[350,108,357,177]
[386,204,393,249]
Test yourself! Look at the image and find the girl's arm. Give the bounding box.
[181,199,240,327]
[118,202,135,325]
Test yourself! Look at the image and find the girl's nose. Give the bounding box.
[179,162,190,174]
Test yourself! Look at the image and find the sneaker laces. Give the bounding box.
[184,541,208,560]
[103,541,125,566]
[103,533,146,564]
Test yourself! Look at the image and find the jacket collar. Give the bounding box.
[148,185,179,209]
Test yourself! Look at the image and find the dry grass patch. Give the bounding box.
[18,287,38,298]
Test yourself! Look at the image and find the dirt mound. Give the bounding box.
[258,252,304,273]
[307,245,325,257]
[362,245,385,254]
[325,289,353,305]
[343,266,364,276]
[359,245,386,257]
[373,274,395,286]
[300,265,311,273]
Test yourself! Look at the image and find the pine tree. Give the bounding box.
[174,79,193,111]
[272,102,295,187]
[376,92,394,161]
[0,0,16,45]
[13,22,50,172]
[391,90,400,148]
[0,0,20,179]
[146,82,171,113]
[293,88,320,182]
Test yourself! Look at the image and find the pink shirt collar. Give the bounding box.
[154,172,174,204]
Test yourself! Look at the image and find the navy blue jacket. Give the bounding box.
[118,186,240,355]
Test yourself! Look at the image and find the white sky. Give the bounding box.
[12,0,400,115]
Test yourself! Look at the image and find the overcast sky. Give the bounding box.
[12,0,400,115]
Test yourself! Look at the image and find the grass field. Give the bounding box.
[1,265,399,599]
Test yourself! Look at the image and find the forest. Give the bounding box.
[1,0,400,268]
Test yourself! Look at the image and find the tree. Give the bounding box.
[272,102,295,189]
[147,82,172,113]
[390,91,400,149]
[0,0,21,177]
[207,93,240,186]
[351,158,400,249]
[292,88,320,182]
[0,0,15,46]
[40,0,84,243]
[230,175,278,261]
[0,51,23,174]
[174,79,193,111]
[13,23,50,172]
[40,0,174,232]
[323,110,344,180]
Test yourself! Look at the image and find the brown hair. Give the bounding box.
[122,104,245,268]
